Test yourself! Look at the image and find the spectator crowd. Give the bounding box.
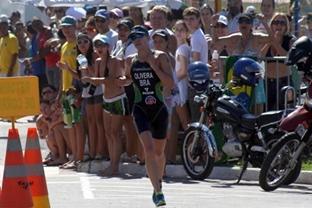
[0,0,310,176]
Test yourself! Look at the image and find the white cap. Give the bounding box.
[245,5,256,15]
[0,14,9,24]
[217,15,228,26]
[65,7,86,21]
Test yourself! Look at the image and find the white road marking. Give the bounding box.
[80,176,95,199]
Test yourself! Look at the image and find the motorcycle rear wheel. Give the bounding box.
[259,133,301,191]
[181,127,215,180]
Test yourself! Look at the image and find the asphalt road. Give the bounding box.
[1,118,312,208]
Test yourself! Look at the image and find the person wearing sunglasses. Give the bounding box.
[112,19,145,165]
[118,26,174,207]
[82,34,129,177]
[213,13,270,57]
[94,9,118,52]
[261,13,296,110]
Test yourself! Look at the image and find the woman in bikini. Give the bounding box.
[82,34,129,176]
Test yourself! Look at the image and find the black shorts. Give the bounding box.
[133,104,168,139]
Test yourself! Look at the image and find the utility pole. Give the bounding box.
[215,0,222,13]
[293,0,300,37]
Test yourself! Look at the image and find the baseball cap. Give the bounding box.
[60,15,77,27]
[117,19,134,30]
[152,29,169,41]
[217,15,228,26]
[95,9,109,20]
[128,25,149,42]
[110,8,124,18]
[66,7,86,21]
[238,13,253,24]
[0,14,9,24]
[245,5,256,16]
[93,34,110,46]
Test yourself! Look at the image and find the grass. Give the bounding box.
[302,159,312,171]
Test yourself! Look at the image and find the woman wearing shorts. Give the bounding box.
[119,26,174,207]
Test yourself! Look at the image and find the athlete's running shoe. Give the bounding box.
[153,191,166,207]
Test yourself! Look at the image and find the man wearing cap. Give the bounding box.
[0,14,18,77]
[57,15,84,169]
[149,5,177,55]
[65,7,87,31]
[112,19,136,59]
[94,9,118,52]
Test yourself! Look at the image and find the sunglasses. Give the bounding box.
[94,42,108,48]
[77,39,89,45]
[95,18,106,23]
[238,18,252,24]
[272,20,287,26]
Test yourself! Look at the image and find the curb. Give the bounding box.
[77,161,312,185]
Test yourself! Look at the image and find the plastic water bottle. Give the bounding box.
[77,54,88,69]
[211,50,220,84]
[212,50,219,61]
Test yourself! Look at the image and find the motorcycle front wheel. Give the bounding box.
[181,127,215,180]
[259,133,302,191]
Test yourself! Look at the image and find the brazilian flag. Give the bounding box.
[211,56,256,163]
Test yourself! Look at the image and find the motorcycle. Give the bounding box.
[181,83,294,183]
[259,85,312,191]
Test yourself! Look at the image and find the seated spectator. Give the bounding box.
[37,85,69,166]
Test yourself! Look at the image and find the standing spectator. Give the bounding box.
[57,15,85,169]
[183,7,208,121]
[213,14,270,57]
[300,13,312,40]
[94,9,118,52]
[85,16,97,39]
[173,20,190,131]
[10,11,21,26]
[226,0,243,34]
[149,5,177,55]
[51,7,66,25]
[200,4,214,35]
[29,18,52,92]
[260,13,296,110]
[256,0,276,32]
[65,7,87,31]
[82,35,128,176]
[109,8,124,31]
[112,19,144,164]
[129,7,145,26]
[14,21,29,76]
[0,15,18,77]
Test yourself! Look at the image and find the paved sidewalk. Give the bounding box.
[77,160,312,185]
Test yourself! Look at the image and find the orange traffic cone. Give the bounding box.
[0,128,33,208]
[24,128,50,208]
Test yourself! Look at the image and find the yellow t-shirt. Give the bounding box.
[0,33,19,74]
[60,41,77,91]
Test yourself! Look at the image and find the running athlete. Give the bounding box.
[117,26,174,207]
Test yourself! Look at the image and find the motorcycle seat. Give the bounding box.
[257,110,284,127]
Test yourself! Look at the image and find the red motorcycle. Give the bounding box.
[259,36,312,191]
